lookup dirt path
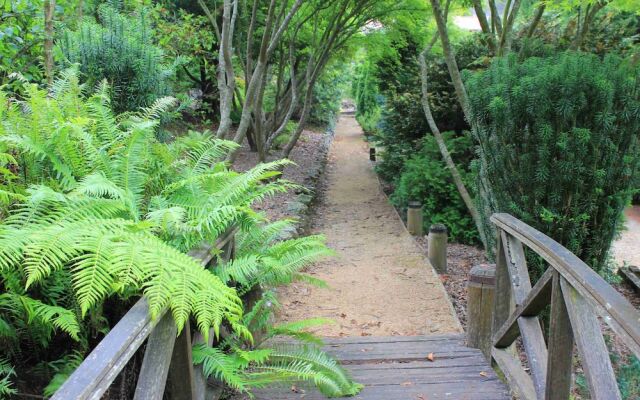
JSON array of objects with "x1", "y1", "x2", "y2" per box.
[
  {"x1": 612, "y1": 206, "x2": 640, "y2": 268},
  {"x1": 275, "y1": 115, "x2": 461, "y2": 337}
]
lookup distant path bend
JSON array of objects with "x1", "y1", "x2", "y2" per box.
[{"x1": 276, "y1": 114, "x2": 461, "y2": 336}]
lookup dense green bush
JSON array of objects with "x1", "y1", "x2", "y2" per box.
[
  {"x1": 390, "y1": 133, "x2": 479, "y2": 244},
  {"x1": 60, "y1": 5, "x2": 175, "y2": 113},
  {"x1": 466, "y1": 52, "x2": 640, "y2": 273},
  {"x1": 309, "y1": 64, "x2": 349, "y2": 127}
]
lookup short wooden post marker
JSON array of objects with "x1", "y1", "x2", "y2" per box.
[
  {"x1": 427, "y1": 223, "x2": 447, "y2": 273},
  {"x1": 407, "y1": 201, "x2": 423, "y2": 236},
  {"x1": 467, "y1": 263, "x2": 496, "y2": 359},
  {"x1": 369, "y1": 147, "x2": 376, "y2": 161}
]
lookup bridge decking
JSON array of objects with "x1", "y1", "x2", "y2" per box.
[{"x1": 253, "y1": 334, "x2": 511, "y2": 399}]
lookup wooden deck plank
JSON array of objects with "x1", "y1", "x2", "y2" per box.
[{"x1": 253, "y1": 334, "x2": 511, "y2": 399}]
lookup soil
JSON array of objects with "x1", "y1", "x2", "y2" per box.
[
  {"x1": 232, "y1": 127, "x2": 329, "y2": 222},
  {"x1": 274, "y1": 114, "x2": 461, "y2": 337},
  {"x1": 413, "y1": 238, "x2": 487, "y2": 330}
]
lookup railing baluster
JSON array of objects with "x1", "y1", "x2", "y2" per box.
[
  {"x1": 492, "y1": 229, "x2": 513, "y2": 340},
  {"x1": 168, "y1": 321, "x2": 197, "y2": 400},
  {"x1": 560, "y1": 278, "x2": 621, "y2": 400},
  {"x1": 544, "y1": 271, "x2": 573, "y2": 400},
  {"x1": 133, "y1": 311, "x2": 178, "y2": 399},
  {"x1": 500, "y1": 232, "x2": 548, "y2": 397}
]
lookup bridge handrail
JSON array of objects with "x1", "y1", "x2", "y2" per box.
[
  {"x1": 51, "y1": 227, "x2": 238, "y2": 400},
  {"x1": 490, "y1": 213, "x2": 640, "y2": 400}
]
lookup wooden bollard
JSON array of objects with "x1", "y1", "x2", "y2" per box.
[
  {"x1": 406, "y1": 201, "x2": 423, "y2": 236},
  {"x1": 467, "y1": 264, "x2": 496, "y2": 359},
  {"x1": 369, "y1": 147, "x2": 376, "y2": 161},
  {"x1": 427, "y1": 224, "x2": 447, "y2": 273}
]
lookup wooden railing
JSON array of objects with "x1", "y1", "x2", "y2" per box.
[
  {"x1": 490, "y1": 213, "x2": 640, "y2": 400},
  {"x1": 51, "y1": 227, "x2": 238, "y2": 400}
]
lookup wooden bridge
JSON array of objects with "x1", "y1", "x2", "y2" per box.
[{"x1": 51, "y1": 214, "x2": 640, "y2": 400}]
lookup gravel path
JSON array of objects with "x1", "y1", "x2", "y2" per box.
[
  {"x1": 275, "y1": 115, "x2": 462, "y2": 337},
  {"x1": 612, "y1": 206, "x2": 640, "y2": 269}
]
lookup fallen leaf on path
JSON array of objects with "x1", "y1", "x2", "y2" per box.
[
  {"x1": 479, "y1": 371, "x2": 488, "y2": 377},
  {"x1": 401, "y1": 381, "x2": 413, "y2": 386},
  {"x1": 427, "y1": 353, "x2": 435, "y2": 362}
]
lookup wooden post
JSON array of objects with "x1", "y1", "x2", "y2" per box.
[
  {"x1": 369, "y1": 147, "x2": 376, "y2": 161},
  {"x1": 428, "y1": 223, "x2": 447, "y2": 273},
  {"x1": 134, "y1": 312, "x2": 178, "y2": 400},
  {"x1": 467, "y1": 264, "x2": 496, "y2": 359},
  {"x1": 544, "y1": 272, "x2": 573, "y2": 400},
  {"x1": 407, "y1": 201, "x2": 423, "y2": 236},
  {"x1": 168, "y1": 322, "x2": 196, "y2": 400}
]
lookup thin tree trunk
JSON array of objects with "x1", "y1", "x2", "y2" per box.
[
  {"x1": 419, "y1": 50, "x2": 485, "y2": 248},
  {"x1": 497, "y1": 0, "x2": 522, "y2": 55},
  {"x1": 525, "y1": 3, "x2": 546, "y2": 38},
  {"x1": 266, "y1": 39, "x2": 300, "y2": 151},
  {"x1": 427, "y1": 0, "x2": 493, "y2": 249},
  {"x1": 215, "y1": 0, "x2": 238, "y2": 139},
  {"x1": 470, "y1": 0, "x2": 496, "y2": 53},
  {"x1": 429, "y1": 0, "x2": 471, "y2": 119},
  {"x1": 44, "y1": 0, "x2": 55, "y2": 86},
  {"x1": 488, "y1": 0, "x2": 502, "y2": 35},
  {"x1": 226, "y1": 0, "x2": 303, "y2": 163},
  {"x1": 571, "y1": 1, "x2": 605, "y2": 50},
  {"x1": 281, "y1": 77, "x2": 315, "y2": 158}
]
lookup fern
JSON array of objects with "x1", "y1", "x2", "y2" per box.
[
  {"x1": 42, "y1": 351, "x2": 85, "y2": 397},
  {"x1": 0, "y1": 359, "x2": 16, "y2": 397},
  {"x1": 0, "y1": 70, "x2": 354, "y2": 398}
]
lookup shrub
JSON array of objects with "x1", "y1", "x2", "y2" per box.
[
  {"x1": 271, "y1": 121, "x2": 296, "y2": 149},
  {"x1": 466, "y1": 52, "x2": 640, "y2": 274},
  {"x1": 390, "y1": 133, "x2": 479, "y2": 244},
  {"x1": 308, "y1": 66, "x2": 347, "y2": 127},
  {"x1": 59, "y1": 5, "x2": 175, "y2": 113}
]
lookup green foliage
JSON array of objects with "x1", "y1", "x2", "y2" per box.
[
  {"x1": 0, "y1": 0, "x2": 44, "y2": 89},
  {"x1": 466, "y1": 52, "x2": 640, "y2": 274},
  {"x1": 271, "y1": 121, "x2": 297, "y2": 150},
  {"x1": 309, "y1": 63, "x2": 350, "y2": 127},
  {"x1": 59, "y1": 5, "x2": 176, "y2": 113},
  {"x1": 194, "y1": 289, "x2": 361, "y2": 398},
  {"x1": 0, "y1": 359, "x2": 16, "y2": 397},
  {"x1": 616, "y1": 355, "x2": 640, "y2": 399},
  {"x1": 390, "y1": 133, "x2": 479, "y2": 244},
  {"x1": 0, "y1": 70, "x2": 357, "y2": 397}
]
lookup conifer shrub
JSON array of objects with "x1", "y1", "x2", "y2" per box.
[
  {"x1": 466, "y1": 52, "x2": 640, "y2": 274},
  {"x1": 59, "y1": 5, "x2": 175, "y2": 113}
]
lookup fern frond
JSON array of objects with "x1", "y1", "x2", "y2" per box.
[
  {"x1": 255, "y1": 344, "x2": 363, "y2": 397},
  {"x1": 18, "y1": 295, "x2": 81, "y2": 340},
  {"x1": 192, "y1": 344, "x2": 251, "y2": 392},
  {"x1": 267, "y1": 319, "x2": 334, "y2": 345},
  {"x1": 43, "y1": 351, "x2": 85, "y2": 397},
  {"x1": 0, "y1": 358, "x2": 16, "y2": 397}
]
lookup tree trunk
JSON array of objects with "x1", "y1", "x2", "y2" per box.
[
  {"x1": 44, "y1": 0, "x2": 55, "y2": 86},
  {"x1": 571, "y1": 1, "x2": 605, "y2": 50},
  {"x1": 429, "y1": 0, "x2": 472, "y2": 119},
  {"x1": 470, "y1": 0, "x2": 496, "y2": 53},
  {"x1": 266, "y1": 40, "x2": 300, "y2": 151},
  {"x1": 497, "y1": 0, "x2": 522, "y2": 55},
  {"x1": 215, "y1": 0, "x2": 238, "y2": 139},
  {"x1": 488, "y1": 0, "x2": 502, "y2": 35},
  {"x1": 281, "y1": 79, "x2": 314, "y2": 159},
  {"x1": 525, "y1": 4, "x2": 546, "y2": 38},
  {"x1": 419, "y1": 48, "x2": 487, "y2": 250}
]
